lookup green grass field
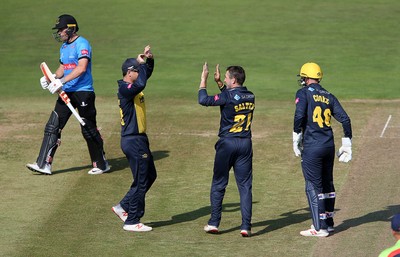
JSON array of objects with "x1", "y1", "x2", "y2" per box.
[{"x1": 1, "y1": 0, "x2": 400, "y2": 256}]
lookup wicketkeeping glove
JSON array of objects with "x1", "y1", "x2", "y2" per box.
[
  {"x1": 337, "y1": 137, "x2": 352, "y2": 163},
  {"x1": 292, "y1": 132, "x2": 303, "y2": 157},
  {"x1": 48, "y1": 79, "x2": 63, "y2": 94}
]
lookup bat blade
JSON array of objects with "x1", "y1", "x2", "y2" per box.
[{"x1": 40, "y1": 62, "x2": 56, "y2": 82}]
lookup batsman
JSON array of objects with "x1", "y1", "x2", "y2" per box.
[{"x1": 26, "y1": 14, "x2": 109, "y2": 175}]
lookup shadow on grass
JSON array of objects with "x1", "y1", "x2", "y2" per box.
[
  {"x1": 149, "y1": 203, "x2": 314, "y2": 237},
  {"x1": 335, "y1": 204, "x2": 400, "y2": 234},
  {"x1": 45, "y1": 150, "x2": 169, "y2": 175},
  {"x1": 149, "y1": 202, "x2": 245, "y2": 228},
  {"x1": 221, "y1": 207, "x2": 311, "y2": 237}
]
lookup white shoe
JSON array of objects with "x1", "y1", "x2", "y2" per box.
[
  {"x1": 240, "y1": 230, "x2": 251, "y2": 237},
  {"x1": 112, "y1": 204, "x2": 128, "y2": 222},
  {"x1": 123, "y1": 223, "x2": 152, "y2": 232},
  {"x1": 311, "y1": 224, "x2": 334, "y2": 232},
  {"x1": 26, "y1": 163, "x2": 52, "y2": 175},
  {"x1": 300, "y1": 227, "x2": 329, "y2": 237},
  {"x1": 204, "y1": 225, "x2": 219, "y2": 234},
  {"x1": 88, "y1": 163, "x2": 111, "y2": 175}
]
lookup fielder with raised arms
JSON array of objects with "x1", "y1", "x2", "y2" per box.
[
  {"x1": 26, "y1": 14, "x2": 109, "y2": 175},
  {"x1": 293, "y1": 62, "x2": 352, "y2": 237},
  {"x1": 111, "y1": 46, "x2": 156, "y2": 232}
]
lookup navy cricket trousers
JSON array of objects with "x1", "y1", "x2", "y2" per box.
[
  {"x1": 208, "y1": 137, "x2": 253, "y2": 230},
  {"x1": 301, "y1": 146, "x2": 335, "y2": 229},
  {"x1": 120, "y1": 135, "x2": 157, "y2": 225}
]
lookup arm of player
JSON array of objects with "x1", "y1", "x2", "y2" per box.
[
  {"x1": 214, "y1": 64, "x2": 225, "y2": 91},
  {"x1": 199, "y1": 62, "x2": 208, "y2": 89}
]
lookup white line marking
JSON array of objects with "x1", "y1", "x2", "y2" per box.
[{"x1": 380, "y1": 115, "x2": 392, "y2": 138}]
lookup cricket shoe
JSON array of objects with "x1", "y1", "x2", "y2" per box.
[
  {"x1": 26, "y1": 163, "x2": 52, "y2": 175},
  {"x1": 88, "y1": 162, "x2": 111, "y2": 175},
  {"x1": 204, "y1": 225, "x2": 219, "y2": 234},
  {"x1": 112, "y1": 204, "x2": 128, "y2": 222},
  {"x1": 311, "y1": 224, "x2": 334, "y2": 233},
  {"x1": 240, "y1": 230, "x2": 251, "y2": 237},
  {"x1": 300, "y1": 227, "x2": 329, "y2": 237},
  {"x1": 123, "y1": 223, "x2": 152, "y2": 232}
]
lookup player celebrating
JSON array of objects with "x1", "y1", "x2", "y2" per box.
[
  {"x1": 199, "y1": 63, "x2": 255, "y2": 237},
  {"x1": 292, "y1": 62, "x2": 352, "y2": 237},
  {"x1": 111, "y1": 46, "x2": 156, "y2": 232},
  {"x1": 26, "y1": 14, "x2": 109, "y2": 175}
]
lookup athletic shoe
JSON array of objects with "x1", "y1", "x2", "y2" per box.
[
  {"x1": 112, "y1": 204, "x2": 128, "y2": 222},
  {"x1": 26, "y1": 163, "x2": 52, "y2": 175},
  {"x1": 240, "y1": 230, "x2": 251, "y2": 237},
  {"x1": 300, "y1": 227, "x2": 329, "y2": 237},
  {"x1": 123, "y1": 223, "x2": 152, "y2": 232},
  {"x1": 204, "y1": 225, "x2": 219, "y2": 234},
  {"x1": 88, "y1": 162, "x2": 111, "y2": 175},
  {"x1": 311, "y1": 224, "x2": 334, "y2": 233}
]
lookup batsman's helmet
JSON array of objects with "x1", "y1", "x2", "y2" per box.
[
  {"x1": 299, "y1": 62, "x2": 323, "y2": 80},
  {"x1": 52, "y1": 14, "x2": 79, "y2": 32}
]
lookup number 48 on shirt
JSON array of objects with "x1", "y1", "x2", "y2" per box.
[{"x1": 313, "y1": 106, "x2": 332, "y2": 128}]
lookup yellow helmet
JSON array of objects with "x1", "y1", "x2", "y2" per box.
[{"x1": 299, "y1": 62, "x2": 323, "y2": 80}]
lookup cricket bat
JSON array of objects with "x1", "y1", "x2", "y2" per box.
[{"x1": 40, "y1": 62, "x2": 86, "y2": 126}]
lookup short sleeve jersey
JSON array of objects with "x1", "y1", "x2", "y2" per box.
[
  {"x1": 59, "y1": 36, "x2": 93, "y2": 92},
  {"x1": 293, "y1": 83, "x2": 352, "y2": 147},
  {"x1": 379, "y1": 240, "x2": 400, "y2": 257},
  {"x1": 198, "y1": 86, "x2": 255, "y2": 138}
]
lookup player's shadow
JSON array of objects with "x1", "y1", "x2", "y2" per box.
[
  {"x1": 333, "y1": 204, "x2": 400, "y2": 234},
  {"x1": 148, "y1": 202, "x2": 246, "y2": 228},
  {"x1": 218, "y1": 207, "x2": 311, "y2": 236},
  {"x1": 45, "y1": 150, "x2": 169, "y2": 175}
]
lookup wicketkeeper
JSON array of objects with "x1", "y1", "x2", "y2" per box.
[
  {"x1": 26, "y1": 14, "x2": 109, "y2": 175},
  {"x1": 293, "y1": 62, "x2": 352, "y2": 237}
]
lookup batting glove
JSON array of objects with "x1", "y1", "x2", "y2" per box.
[
  {"x1": 48, "y1": 79, "x2": 63, "y2": 94},
  {"x1": 292, "y1": 132, "x2": 303, "y2": 157},
  {"x1": 40, "y1": 76, "x2": 50, "y2": 89},
  {"x1": 337, "y1": 137, "x2": 352, "y2": 163}
]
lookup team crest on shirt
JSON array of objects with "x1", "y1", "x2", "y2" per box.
[
  {"x1": 234, "y1": 94, "x2": 240, "y2": 101},
  {"x1": 214, "y1": 95, "x2": 220, "y2": 101}
]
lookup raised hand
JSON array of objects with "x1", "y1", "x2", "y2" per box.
[{"x1": 144, "y1": 45, "x2": 153, "y2": 59}]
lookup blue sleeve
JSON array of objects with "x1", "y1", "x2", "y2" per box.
[
  {"x1": 331, "y1": 97, "x2": 352, "y2": 138},
  {"x1": 76, "y1": 38, "x2": 91, "y2": 60},
  {"x1": 293, "y1": 89, "x2": 307, "y2": 133},
  {"x1": 119, "y1": 64, "x2": 149, "y2": 98},
  {"x1": 198, "y1": 89, "x2": 228, "y2": 106}
]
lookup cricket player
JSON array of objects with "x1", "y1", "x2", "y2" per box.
[
  {"x1": 111, "y1": 46, "x2": 156, "y2": 232},
  {"x1": 199, "y1": 63, "x2": 255, "y2": 237},
  {"x1": 26, "y1": 14, "x2": 109, "y2": 175},
  {"x1": 292, "y1": 62, "x2": 352, "y2": 237}
]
